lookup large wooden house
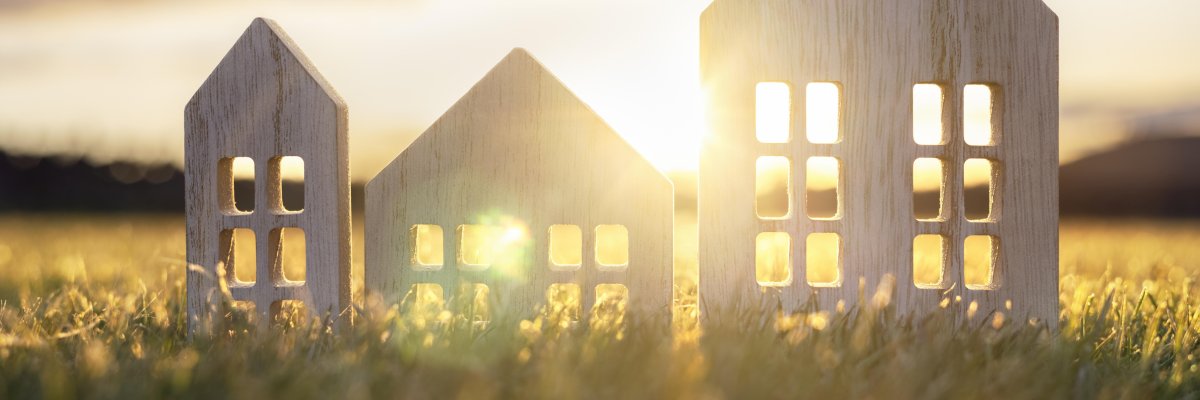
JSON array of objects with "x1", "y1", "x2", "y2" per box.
[{"x1": 697, "y1": 0, "x2": 1059, "y2": 325}]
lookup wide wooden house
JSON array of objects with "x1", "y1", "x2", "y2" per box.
[
  {"x1": 364, "y1": 49, "x2": 674, "y2": 315},
  {"x1": 697, "y1": 0, "x2": 1059, "y2": 325}
]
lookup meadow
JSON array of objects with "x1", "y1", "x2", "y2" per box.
[{"x1": 1, "y1": 214, "x2": 1199, "y2": 399}]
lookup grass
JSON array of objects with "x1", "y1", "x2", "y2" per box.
[{"x1": 1, "y1": 214, "x2": 1200, "y2": 399}]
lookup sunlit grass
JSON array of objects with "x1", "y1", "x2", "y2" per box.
[{"x1": 2, "y1": 215, "x2": 1200, "y2": 398}]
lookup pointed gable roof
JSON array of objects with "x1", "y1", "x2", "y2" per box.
[
  {"x1": 186, "y1": 17, "x2": 345, "y2": 130},
  {"x1": 379, "y1": 48, "x2": 660, "y2": 182}
]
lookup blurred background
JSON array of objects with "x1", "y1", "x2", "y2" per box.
[{"x1": 0, "y1": 0, "x2": 1197, "y2": 216}]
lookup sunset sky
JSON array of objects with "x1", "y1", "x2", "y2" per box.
[{"x1": 0, "y1": 0, "x2": 1198, "y2": 180}]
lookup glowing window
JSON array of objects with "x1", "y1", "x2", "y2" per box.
[
  {"x1": 913, "y1": 234, "x2": 946, "y2": 288},
  {"x1": 964, "y1": 159, "x2": 997, "y2": 221},
  {"x1": 457, "y1": 225, "x2": 495, "y2": 270},
  {"x1": 806, "y1": 233, "x2": 841, "y2": 287},
  {"x1": 755, "y1": 82, "x2": 791, "y2": 143},
  {"x1": 806, "y1": 157, "x2": 840, "y2": 219},
  {"x1": 755, "y1": 232, "x2": 792, "y2": 287},
  {"x1": 271, "y1": 156, "x2": 304, "y2": 213},
  {"x1": 548, "y1": 225, "x2": 582, "y2": 270},
  {"x1": 546, "y1": 283, "x2": 582, "y2": 322},
  {"x1": 269, "y1": 227, "x2": 305, "y2": 285},
  {"x1": 964, "y1": 235, "x2": 998, "y2": 290},
  {"x1": 755, "y1": 156, "x2": 791, "y2": 219},
  {"x1": 269, "y1": 300, "x2": 308, "y2": 325},
  {"x1": 913, "y1": 158, "x2": 945, "y2": 221},
  {"x1": 595, "y1": 225, "x2": 629, "y2": 270},
  {"x1": 219, "y1": 228, "x2": 256, "y2": 287},
  {"x1": 410, "y1": 225, "x2": 444, "y2": 270},
  {"x1": 219, "y1": 157, "x2": 255, "y2": 214},
  {"x1": 913, "y1": 84, "x2": 945, "y2": 145},
  {"x1": 806, "y1": 82, "x2": 840, "y2": 144},
  {"x1": 964, "y1": 84, "x2": 995, "y2": 146}
]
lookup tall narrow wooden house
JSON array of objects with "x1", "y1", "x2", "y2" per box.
[
  {"x1": 185, "y1": 18, "x2": 351, "y2": 328},
  {"x1": 698, "y1": 0, "x2": 1059, "y2": 325}
]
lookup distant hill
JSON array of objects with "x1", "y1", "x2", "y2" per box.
[
  {"x1": 0, "y1": 154, "x2": 184, "y2": 212},
  {"x1": 0, "y1": 137, "x2": 1197, "y2": 217},
  {"x1": 1060, "y1": 136, "x2": 1200, "y2": 217},
  {"x1": 0, "y1": 152, "x2": 366, "y2": 213}
]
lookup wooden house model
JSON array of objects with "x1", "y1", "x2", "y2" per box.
[
  {"x1": 184, "y1": 18, "x2": 351, "y2": 328},
  {"x1": 697, "y1": 0, "x2": 1059, "y2": 325},
  {"x1": 364, "y1": 49, "x2": 673, "y2": 316}
]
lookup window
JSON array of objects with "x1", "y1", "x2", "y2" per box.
[
  {"x1": 913, "y1": 234, "x2": 946, "y2": 288},
  {"x1": 964, "y1": 159, "x2": 996, "y2": 221},
  {"x1": 410, "y1": 224, "x2": 444, "y2": 270},
  {"x1": 457, "y1": 225, "x2": 495, "y2": 270},
  {"x1": 913, "y1": 158, "x2": 945, "y2": 221},
  {"x1": 548, "y1": 225, "x2": 582, "y2": 270},
  {"x1": 219, "y1": 157, "x2": 255, "y2": 214},
  {"x1": 405, "y1": 283, "x2": 445, "y2": 313},
  {"x1": 806, "y1": 82, "x2": 840, "y2": 144},
  {"x1": 269, "y1": 227, "x2": 305, "y2": 286},
  {"x1": 270, "y1": 156, "x2": 304, "y2": 213},
  {"x1": 593, "y1": 284, "x2": 629, "y2": 323},
  {"x1": 964, "y1": 84, "x2": 995, "y2": 146},
  {"x1": 756, "y1": 82, "x2": 791, "y2": 143},
  {"x1": 964, "y1": 235, "x2": 998, "y2": 290},
  {"x1": 269, "y1": 300, "x2": 307, "y2": 325},
  {"x1": 220, "y1": 228, "x2": 256, "y2": 287},
  {"x1": 594, "y1": 225, "x2": 629, "y2": 270},
  {"x1": 546, "y1": 283, "x2": 582, "y2": 321},
  {"x1": 755, "y1": 156, "x2": 791, "y2": 219},
  {"x1": 806, "y1": 233, "x2": 841, "y2": 287},
  {"x1": 806, "y1": 157, "x2": 840, "y2": 219},
  {"x1": 912, "y1": 84, "x2": 945, "y2": 145},
  {"x1": 755, "y1": 232, "x2": 792, "y2": 287}
]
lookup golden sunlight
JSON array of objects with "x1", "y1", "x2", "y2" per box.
[
  {"x1": 755, "y1": 156, "x2": 791, "y2": 219},
  {"x1": 755, "y1": 232, "x2": 792, "y2": 286},
  {"x1": 913, "y1": 234, "x2": 945, "y2": 288},
  {"x1": 806, "y1": 157, "x2": 840, "y2": 219},
  {"x1": 411, "y1": 224, "x2": 445, "y2": 269},
  {"x1": 964, "y1": 84, "x2": 994, "y2": 146},
  {"x1": 913, "y1": 84, "x2": 944, "y2": 145},
  {"x1": 548, "y1": 225, "x2": 583, "y2": 269},
  {"x1": 805, "y1": 83, "x2": 840, "y2": 144},
  {"x1": 756, "y1": 82, "x2": 791, "y2": 143},
  {"x1": 964, "y1": 235, "x2": 996, "y2": 289},
  {"x1": 806, "y1": 233, "x2": 840, "y2": 286},
  {"x1": 595, "y1": 225, "x2": 630, "y2": 269}
]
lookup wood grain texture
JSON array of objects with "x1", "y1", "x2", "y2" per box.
[
  {"x1": 365, "y1": 49, "x2": 674, "y2": 316},
  {"x1": 185, "y1": 18, "x2": 351, "y2": 330},
  {"x1": 698, "y1": 0, "x2": 1059, "y2": 327}
]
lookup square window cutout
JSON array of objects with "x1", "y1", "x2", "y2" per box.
[
  {"x1": 271, "y1": 156, "x2": 304, "y2": 213},
  {"x1": 457, "y1": 225, "x2": 495, "y2": 270},
  {"x1": 219, "y1": 157, "x2": 255, "y2": 214},
  {"x1": 755, "y1": 232, "x2": 792, "y2": 287},
  {"x1": 806, "y1": 233, "x2": 841, "y2": 287},
  {"x1": 756, "y1": 82, "x2": 791, "y2": 143},
  {"x1": 964, "y1": 235, "x2": 999, "y2": 290},
  {"x1": 410, "y1": 225, "x2": 444, "y2": 270},
  {"x1": 595, "y1": 225, "x2": 629, "y2": 270},
  {"x1": 806, "y1": 82, "x2": 841, "y2": 144},
  {"x1": 755, "y1": 156, "x2": 791, "y2": 219},
  {"x1": 913, "y1": 234, "x2": 947, "y2": 288},
  {"x1": 548, "y1": 225, "x2": 582, "y2": 270},
  {"x1": 546, "y1": 283, "x2": 582, "y2": 322},
  {"x1": 219, "y1": 228, "x2": 256, "y2": 287},
  {"x1": 269, "y1": 227, "x2": 305, "y2": 286}
]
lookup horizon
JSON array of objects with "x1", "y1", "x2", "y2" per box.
[{"x1": 1, "y1": 0, "x2": 1199, "y2": 180}]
